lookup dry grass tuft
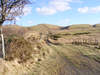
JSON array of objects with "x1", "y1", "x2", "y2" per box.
[{"x1": 5, "y1": 35, "x2": 33, "y2": 63}]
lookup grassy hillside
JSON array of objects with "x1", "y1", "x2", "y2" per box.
[
  {"x1": 0, "y1": 24, "x2": 100, "y2": 75},
  {"x1": 93, "y1": 24, "x2": 100, "y2": 28},
  {"x1": 29, "y1": 24, "x2": 61, "y2": 34},
  {"x1": 61, "y1": 24, "x2": 91, "y2": 30}
]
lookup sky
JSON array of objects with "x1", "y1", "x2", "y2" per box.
[{"x1": 10, "y1": 0, "x2": 100, "y2": 26}]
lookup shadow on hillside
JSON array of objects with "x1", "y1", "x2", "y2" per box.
[{"x1": 60, "y1": 26, "x2": 70, "y2": 30}]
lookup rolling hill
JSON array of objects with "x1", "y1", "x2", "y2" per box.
[{"x1": 0, "y1": 24, "x2": 100, "y2": 75}]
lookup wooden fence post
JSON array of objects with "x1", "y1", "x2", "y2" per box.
[{"x1": 1, "y1": 28, "x2": 5, "y2": 59}]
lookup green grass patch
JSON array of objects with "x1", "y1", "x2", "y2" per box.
[{"x1": 73, "y1": 32, "x2": 90, "y2": 35}]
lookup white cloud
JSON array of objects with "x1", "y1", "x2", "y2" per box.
[
  {"x1": 90, "y1": 6, "x2": 100, "y2": 13},
  {"x1": 78, "y1": 6, "x2": 100, "y2": 14},
  {"x1": 15, "y1": 17, "x2": 21, "y2": 21},
  {"x1": 78, "y1": 7, "x2": 88, "y2": 13},
  {"x1": 50, "y1": 0, "x2": 71, "y2": 12},
  {"x1": 72, "y1": 0, "x2": 83, "y2": 3},
  {"x1": 36, "y1": 7, "x2": 56, "y2": 15},
  {"x1": 36, "y1": 0, "x2": 72, "y2": 15},
  {"x1": 23, "y1": 6, "x2": 32, "y2": 16}
]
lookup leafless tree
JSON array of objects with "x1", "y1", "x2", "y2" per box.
[
  {"x1": 0, "y1": 0, "x2": 31, "y2": 59},
  {"x1": 0, "y1": 0, "x2": 31, "y2": 27}
]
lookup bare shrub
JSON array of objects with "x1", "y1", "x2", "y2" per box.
[{"x1": 5, "y1": 36, "x2": 33, "y2": 63}]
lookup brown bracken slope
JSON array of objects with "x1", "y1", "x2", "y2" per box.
[{"x1": 0, "y1": 24, "x2": 100, "y2": 75}]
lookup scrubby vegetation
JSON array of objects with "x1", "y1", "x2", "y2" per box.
[
  {"x1": 5, "y1": 35, "x2": 33, "y2": 63},
  {"x1": 50, "y1": 34, "x2": 61, "y2": 40},
  {"x1": 73, "y1": 32, "x2": 90, "y2": 35}
]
